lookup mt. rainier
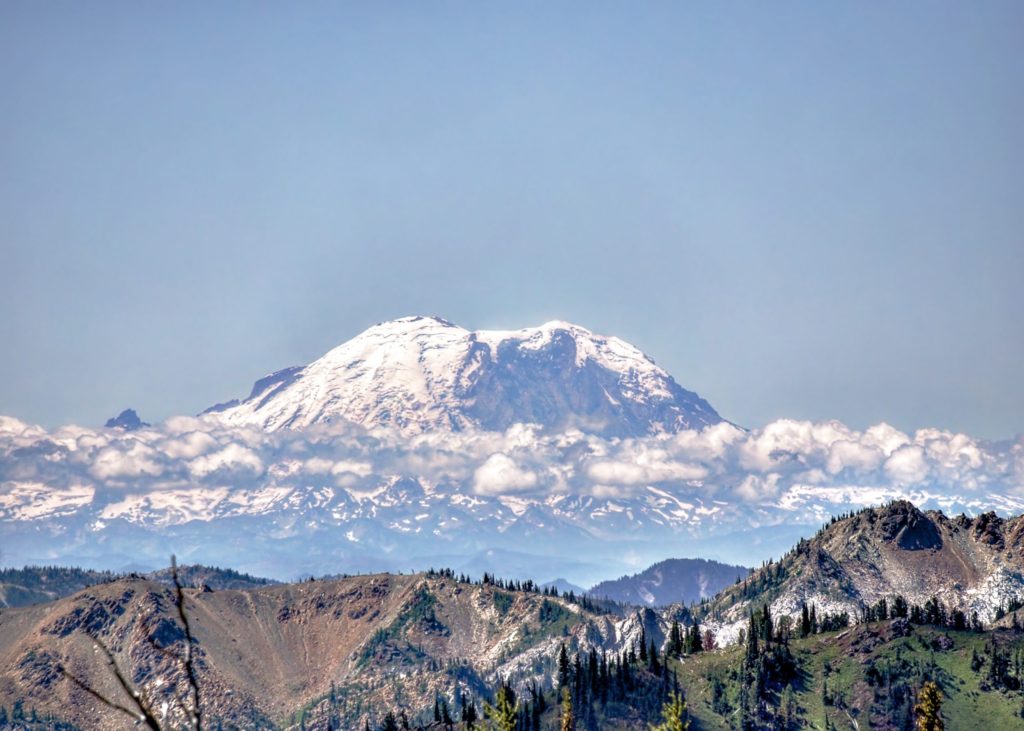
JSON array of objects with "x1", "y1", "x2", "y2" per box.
[
  {"x1": 203, "y1": 316, "x2": 722, "y2": 437},
  {"x1": 4, "y1": 316, "x2": 1022, "y2": 585}
]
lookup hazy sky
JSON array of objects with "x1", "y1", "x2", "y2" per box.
[{"x1": 1, "y1": 2, "x2": 1021, "y2": 438}]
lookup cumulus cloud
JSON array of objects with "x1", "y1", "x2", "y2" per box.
[
  {"x1": 473, "y1": 453, "x2": 538, "y2": 495},
  {"x1": 90, "y1": 441, "x2": 164, "y2": 480},
  {"x1": 188, "y1": 443, "x2": 264, "y2": 479},
  {"x1": 735, "y1": 473, "x2": 782, "y2": 502},
  {"x1": 585, "y1": 458, "x2": 706, "y2": 486},
  {"x1": 330, "y1": 460, "x2": 372, "y2": 477},
  {"x1": 303, "y1": 457, "x2": 334, "y2": 474},
  {"x1": 884, "y1": 445, "x2": 930, "y2": 485},
  {"x1": 0, "y1": 415, "x2": 1021, "y2": 523},
  {"x1": 161, "y1": 431, "x2": 217, "y2": 459},
  {"x1": 826, "y1": 440, "x2": 884, "y2": 475}
]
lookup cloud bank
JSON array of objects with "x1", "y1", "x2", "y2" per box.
[{"x1": 0, "y1": 415, "x2": 1021, "y2": 524}]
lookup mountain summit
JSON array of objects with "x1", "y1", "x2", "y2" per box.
[{"x1": 203, "y1": 316, "x2": 722, "y2": 436}]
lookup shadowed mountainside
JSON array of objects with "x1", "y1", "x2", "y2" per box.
[{"x1": 589, "y1": 558, "x2": 751, "y2": 607}]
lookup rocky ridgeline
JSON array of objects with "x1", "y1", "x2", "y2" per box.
[
  {"x1": 0, "y1": 572, "x2": 678, "y2": 729},
  {"x1": 698, "y1": 500, "x2": 1024, "y2": 644}
]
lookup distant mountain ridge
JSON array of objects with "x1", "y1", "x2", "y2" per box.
[
  {"x1": 590, "y1": 558, "x2": 751, "y2": 606},
  {"x1": 0, "y1": 564, "x2": 274, "y2": 608},
  {"x1": 0, "y1": 566, "x2": 116, "y2": 608},
  {"x1": 203, "y1": 316, "x2": 723, "y2": 437}
]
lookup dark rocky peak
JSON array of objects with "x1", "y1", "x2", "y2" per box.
[
  {"x1": 972, "y1": 512, "x2": 1006, "y2": 549},
  {"x1": 874, "y1": 500, "x2": 942, "y2": 551},
  {"x1": 104, "y1": 408, "x2": 149, "y2": 431},
  {"x1": 952, "y1": 513, "x2": 973, "y2": 531}
]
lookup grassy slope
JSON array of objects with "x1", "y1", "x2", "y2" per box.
[{"x1": 673, "y1": 623, "x2": 1024, "y2": 730}]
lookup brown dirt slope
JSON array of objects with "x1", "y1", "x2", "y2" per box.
[{"x1": 0, "y1": 573, "x2": 621, "y2": 729}]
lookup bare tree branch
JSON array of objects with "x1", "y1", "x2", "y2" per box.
[
  {"x1": 59, "y1": 637, "x2": 162, "y2": 730},
  {"x1": 55, "y1": 555, "x2": 208, "y2": 730},
  {"x1": 59, "y1": 666, "x2": 151, "y2": 726},
  {"x1": 172, "y1": 554, "x2": 203, "y2": 730}
]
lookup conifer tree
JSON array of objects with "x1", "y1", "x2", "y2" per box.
[
  {"x1": 650, "y1": 690, "x2": 689, "y2": 731},
  {"x1": 703, "y1": 628, "x2": 716, "y2": 651},
  {"x1": 463, "y1": 700, "x2": 478, "y2": 729},
  {"x1": 668, "y1": 620, "x2": 683, "y2": 657},
  {"x1": 914, "y1": 681, "x2": 944, "y2": 731},
  {"x1": 649, "y1": 638, "x2": 661, "y2": 674},
  {"x1": 560, "y1": 686, "x2": 575, "y2": 731},
  {"x1": 745, "y1": 612, "x2": 759, "y2": 663},
  {"x1": 557, "y1": 643, "x2": 571, "y2": 692},
  {"x1": 485, "y1": 683, "x2": 518, "y2": 731}
]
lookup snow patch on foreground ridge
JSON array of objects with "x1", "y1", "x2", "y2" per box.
[{"x1": 699, "y1": 501, "x2": 1024, "y2": 645}]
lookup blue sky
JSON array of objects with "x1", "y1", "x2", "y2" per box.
[{"x1": 1, "y1": 2, "x2": 1021, "y2": 438}]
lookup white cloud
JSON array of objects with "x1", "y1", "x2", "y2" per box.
[
  {"x1": 586, "y1": 458, "x2": 706, "y2": 486},
  {"x1": 330, "y1": 460, "x2": 372, "y2": 477},
  {"x1": 736, "y1": 473, "x2": 782, "y2": 501},
  {"x1": 161, "y1": 431, "x2": 217, "y2": 459},
  {"x1": 90, "y1": 442, "x2": 163, "y2": 479},
  {"x1": 862, "y1": 423, "x2": 910, "y2": 456},
  {"x1": 0, "y1": 415, "x2": 1021, "y2": 518},
  {"x1": 188, "y1": 444, "x2": 264, "y2": 479},
  {"x1": 303, "y1": 457, "x2": 334, "y2": 474},
  {"x1": 884, "y1": 445, "x2": 930, "y2": 485},
  {"x1": 826, "y1": 439, "x2": 884, "y2": 475},
  {"x1": 671, "y1": 422, "x2": 745, "y2": 461},
  {"x1": 473, "y1": 453, "x2": 538, "y2": 495}
]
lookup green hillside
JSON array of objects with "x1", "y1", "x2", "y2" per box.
[{"x1": 670, "y1": 623, "x2": 1024, "y2": 730}]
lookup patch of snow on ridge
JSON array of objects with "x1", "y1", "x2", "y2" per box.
[{"x1": 0, "y1": 482, "x2": 94, "y2": 520}]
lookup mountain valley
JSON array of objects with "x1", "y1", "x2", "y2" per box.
[{"x1": 4, "y1": 504, "x2": 1024, "y2": 728}]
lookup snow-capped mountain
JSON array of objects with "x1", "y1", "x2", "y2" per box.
[
  {"x1": 202, "y1": 316, "x2": 722, "y2": 437},
  {"x1": 2, "y1": 316, "x2": 1022, "y2": 588}
]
